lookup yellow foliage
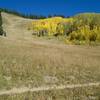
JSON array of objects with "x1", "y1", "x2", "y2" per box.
[
  {"x1": 70, "y1": 25, "x2": 100, "y2": 42},
  {"x1": 31, "y1": 17, "x2": 74, "y2": 36}
]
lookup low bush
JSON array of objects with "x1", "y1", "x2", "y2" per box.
[{"x1": 0, "y1": 11, "x2": 6, "y2": 36}]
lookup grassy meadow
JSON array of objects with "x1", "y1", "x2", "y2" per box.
[
  {"x1": 0, "y1": 37, "x2": 100, "y2": 99},
  {"x1": 0, "y1": 12, "x2": 100, "y2": 99}
]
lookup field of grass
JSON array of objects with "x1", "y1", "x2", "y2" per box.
[
  {"x1": 0, "y1": 37, "x2": 100, "y2": 99},
  {"x1": 0, "y1": 12, "x2": 100, "y2": 99},
  {"x1": 0, "y1": 86, "x2": 100, "y2": 100}
]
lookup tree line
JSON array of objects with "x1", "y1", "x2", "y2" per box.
[{"x1": 0, "y1": 8, "x2": 66, "y2": 19}]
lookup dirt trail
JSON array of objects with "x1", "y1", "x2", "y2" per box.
[{"x1": 0, "y1": 82, "x2": 100, "y2": 96}]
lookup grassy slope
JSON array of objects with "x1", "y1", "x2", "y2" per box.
[
  {"x1": 1, "y1": 12, "x2": 33, "y2": 39},
  {"x1": 0, "y1": 12, "x2": 100, "y2": 99}
]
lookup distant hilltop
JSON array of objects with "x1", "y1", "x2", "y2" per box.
[
  {"x1": 1, "y1": 8, "x2": 99, "y2": 20},
  {"x1": 0, "y1": 8, "x2": 66, "y2": 19},
  {"x1": 0, "y1": 8, "x2": 100, "y2": 44}
]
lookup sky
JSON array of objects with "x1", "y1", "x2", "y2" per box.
[{"x1": 0, "y1": 0, "x2": 100, "y2": 16}]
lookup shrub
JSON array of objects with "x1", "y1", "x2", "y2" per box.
[
  {"x1": 69, "y1": 26, "x2": 100, "y2": 42},
  {"x1": 0, "y1": 26, "x2": 4, "y2": 35},
  {"x1": 0, "y1": 12, "x2": 3, "y2": 35},
  {"x1": 89, "y1": 31, "x2": 97, "y2": 41},
  {"x1": 31, "y1": 17, "x2": 74, "y2": 36},
  {"x1": 0, "y1": 12, "x2": 6, "y2": 36},
  {"x1": 30, "y1": 13, "x2": 100, "y2": 44}
]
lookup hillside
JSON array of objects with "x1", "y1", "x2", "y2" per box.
[
  {"x1": 0, "y1": 12, "x2": 100, "y2": 99},
  {"x1": 1, "y1": 11, "x2": 100, "y2": 44},
  {"x1": 28, "y1": 12, "x2": 100, "y2": 44},
  {"x1": 1, "y1": 12, "x2": 33, "y2": 39}
]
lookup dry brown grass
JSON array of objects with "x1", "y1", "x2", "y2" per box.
[
  {"x1": 0, "y1": 12, "x2": 100, "y2": 99},
  {"x1": 0, "y1": 37, "x2": 100, "y2": 89}
]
